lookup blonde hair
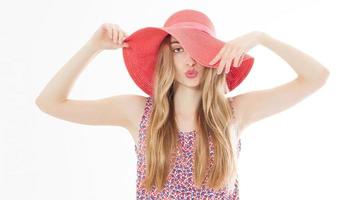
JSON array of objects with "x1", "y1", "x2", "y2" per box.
[{"x1": 142, "y1": 34, "x2": 239, "y2": 192}]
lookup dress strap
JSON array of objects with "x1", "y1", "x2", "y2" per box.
[
  {"x1": 228, "y1": 97, "x2": 239, "y2": 136},
  {"x1": 228, "y1": 97, "x2": 242, "y2": 154},
  {"x1": 135, "y1": 96, "x2": 153, "y2": 154},
  {"x1": 139, "y1": 96, "x2": 153, "y2": 129},
  {"x1": 228, "y1": 96, "x2": 237, "y2": 121}
]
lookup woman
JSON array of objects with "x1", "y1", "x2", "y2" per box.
[{"x1": 35, "y1": 9, "x2": 329, "y2": 199}]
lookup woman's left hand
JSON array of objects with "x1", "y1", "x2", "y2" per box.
[{"x1": 209, "y1": 31, "x2": 264, "y2": 75}]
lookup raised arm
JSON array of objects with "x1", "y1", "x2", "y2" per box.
[
  {"x1": 231, "y1": 32, "x2": 330, "y2": 133},
  {"x1": 35, "y1": 23, "x2": 144, "y2": 131}
]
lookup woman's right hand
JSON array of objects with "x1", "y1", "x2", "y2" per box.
[{"x1": 87, "y1": 23, "x2": 129, "y2": 51}]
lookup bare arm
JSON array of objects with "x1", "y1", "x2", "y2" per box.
[
  {"x1": 259, "y1": 33, "x2": 330, "y2": 82},
  {"x1": 35, "y1": 39, "x2": 101, "y2": 104},
  {"x1": 233, "y1": 32, "x2": 330, "y2": 133},
  {"x1": 35, "y1": 23, "x2": 141, "y2": 129}
]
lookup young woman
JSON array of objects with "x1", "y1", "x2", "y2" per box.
[{"x1": 35, "y1": 9, "x2": 329, "y2": 199}]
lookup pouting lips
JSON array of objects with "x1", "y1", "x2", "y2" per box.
[
  {"x1": 185, "y1": 70, "x2": 198, "y2": 78},
  {"x1": 185, "y1": 69, "x2": 198, "y2": 75}
]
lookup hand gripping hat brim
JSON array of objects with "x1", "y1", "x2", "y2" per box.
[{"x1": 122, "y1": 9, "x2": 255, "y2": 96}]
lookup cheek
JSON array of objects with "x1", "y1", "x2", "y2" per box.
[
  {"x1": 174, "y1": 66, "x2": 184, "y2": 79},
  {"x1": 173, "y1": 56, "x2": 185, "y2": 72},
  {"x1": 173, "y1": 54, "x2": 183, "y2": 65}
]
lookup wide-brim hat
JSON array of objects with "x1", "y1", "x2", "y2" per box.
[{"x1": 122, "y1": 9, "x2": 254, "y2": 96}]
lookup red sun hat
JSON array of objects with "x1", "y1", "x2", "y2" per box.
[{"x1": 122, "y1": 9, "x2": 255, "y2": 96}]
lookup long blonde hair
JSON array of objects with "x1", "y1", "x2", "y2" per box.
[{"x1": 142, "y1": 34, "x2": 239, "y2": 192}]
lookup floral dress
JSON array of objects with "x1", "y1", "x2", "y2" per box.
[{"x1": 134, "y1": 96, "x2": 242, "y2": 199}]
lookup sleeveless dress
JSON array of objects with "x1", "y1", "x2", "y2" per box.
[{"x1": 134, "y1": 96, "x2": 242, "y2": 199}]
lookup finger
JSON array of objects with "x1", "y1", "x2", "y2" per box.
[
  {"x1": 224, "y1": 57, "x2": 233, "y2": 74},
  {"x1": 217, "y1": 65, "x2": 225, "y2": 75},
  {"x1": 104, "y1": 24, "x2": 112, "y2": 40},
  {"x1": 215, "y1": 63, "x2": 221, "y2": 74},
  {"x1": 217, "y1": 48, "x2": 235, "y2": 74},
  {"x1": 122, "y1": 30, "x2": 129, "y2": 38},
  {"x1": 112, "y1": 24, "x2": 118, "y2": 43},
  {"x1": 209, "y1": 53, "x2": 221, "y2": 66},
  {"x1": 234, "y1": 53, "x2": 244, "y2": 68},
  {"x1": 116, "y1": 25, "x2": 125, "y2": 36},
  {"x1": 232, "y1": 48, "x2": 244, "y2": 67},
  {"x1": 234, "y1": 49, "x2": 245, "y2": 67},
  {"x1": 218, "y1": 56, "x2": 230, "y2": 75},
  {"x1": 215, "y1": 59, "x2": 223, "y2": 74},
  {"x1": 233, "y1": 55, "x2": 240, "y2": 68},
  {"x1": 236, "y1": 56, "x2": 243, "y2": 67},
  {"x1": 118, "y1": 30, "x2": 124, "y2": 45},
  {"x1": 220, "y1": 48, "x2": 235, "y2": 74},
  {"x1": 217, "y1": 57, "x2": 226, "y2": 74},
  {"x1": 110, "y1": 24, "x2": 115, "y2": 42},
  {"x1": 221, "y1": 62, "x2": 228, "y2": 74},
  {"x1": 226, "y1": 62, "x2": 231, "y2": 74},
  {"x1": 121, "y1": 28, "x2": 128, "y2": 36},
  {"x1": 114, "y1": 24, "x2": 123, "y2": 45},
  {"x1": 238, "y1": 52, "x2": 246, "y2": 66},
  {"x1": 209, "y1": 46, "x2": 225, "y2": 65}
]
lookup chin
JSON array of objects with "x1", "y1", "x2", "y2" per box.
[
  {"x1": 175, "y1": 79, "x2": 200, "y2": 88},
  {"x1": 183, "y1": 80, "x2": 201, "y2": 88}
]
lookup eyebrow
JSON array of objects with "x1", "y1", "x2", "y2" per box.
[{"x1": 170, "y1": 40, "x2": 180, "y2": 45}]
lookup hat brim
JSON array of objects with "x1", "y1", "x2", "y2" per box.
[{"x1": 122, "y1": 27, "x2": 254, "y2": 96}]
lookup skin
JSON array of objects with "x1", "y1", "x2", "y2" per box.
[
  {"x1": 170, "y1": 36, "x2": 205, "y2": 130},
  {"x1": 35, "y1": 23, "x2": 330, "y2": 145}
]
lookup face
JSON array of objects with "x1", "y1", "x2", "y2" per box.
[{"x1": 170, "y1": 36, "x2": 204, "y2": 89}]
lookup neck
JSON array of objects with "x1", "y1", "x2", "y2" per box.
[{"x1": 173, "y1": 85, "x2": 201, "y2": 116}]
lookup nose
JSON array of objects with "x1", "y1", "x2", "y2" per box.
[{"x1": 185, "y1": 55, "x2": 196, "y2": 67}]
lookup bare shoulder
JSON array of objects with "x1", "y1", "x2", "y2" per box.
[
  {"x1": 229, "y1": 76, "x2": 328, "y2": 137},
  {"x1": 228, "y1": 95, "x2": 251, "y2": 134},
  {"x1": 110, "y1": 94, "x2": 148, "y2": 146},
  {"x1": 118, "y1": 95, "x2": 148, "y2": 140}
]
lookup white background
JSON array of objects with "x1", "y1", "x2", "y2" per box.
[{"x1": 1, "y1": 0, "x2": 363, "y2": 199}]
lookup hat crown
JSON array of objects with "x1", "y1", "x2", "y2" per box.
[{"x1": 163, "y1": 9, "x2": 216, "y2": 35}]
